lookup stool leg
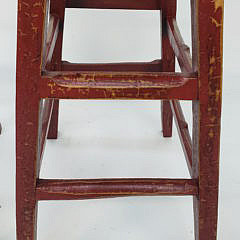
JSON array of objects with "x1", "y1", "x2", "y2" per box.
[
  {"x1": 47, "y1": 99, "x2": 59, "y2": 139},
  {"x1": 47, "y1": 0, "x2": 66, "y2": 140},
  {"x1": 161, "y1": 100, "x2": 173, "y2": 137},
  {"x1": 161, "y1": 4, "x2": 176, "y2": 137},
  {"x1": 16, "y1": 0, "x2": 48, "y2": 238},
  {"x1": 16, "y1": 98, "x2": 41, "y2": 240},
  {"x1": 191, "y1": 0, "x2": 223, "y2": 239},
  {"x1": 192, "y1": 101, "x2": 221, "y2": 240}
]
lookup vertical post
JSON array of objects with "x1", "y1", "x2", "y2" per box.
[
  {"x1": 47, "y1": 0, "x2": 66, "y2": 139},
  {"x1": 16, "y1": 0, "x2": 48, "y2": 239},
  {"x1": 191, "y1": 0, "x2": 224, "y2": 239},
  {"x1": 161, "y1": 0, "x2": 176, "y2": 137}
]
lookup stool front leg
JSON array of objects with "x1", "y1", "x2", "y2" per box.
[
  {"x1": 191, "y1": 0, "x2": 224, "y2": 239},
  {"x1": 16, "y1": 98, "x2": 41, "y2": 240},
  {"x1": 16, "y1": 0, "x2": 49, "y2": 238}
]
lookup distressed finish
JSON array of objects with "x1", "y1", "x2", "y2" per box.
[
  {"x1": 161, "y1": 0, "x2": 176, "y2": 137},
  {"x1": 47, "y1": 0, "x2": 66, "y2": 139},
  {"x1": 191, "y1": 0, "x2": 224, "y2": 240},
  {"x1": 16, "y1": 0, "x2": 46, "y2": 239},
  {"x1": 40, "y1": 71, "x2": 197, "y2": 99},
  {"x1": 16, "y1": 0, "x2": 224, "y2": 239},
  {"x1": 36, "y1": 178, "x2": 198, "y2": 200}
]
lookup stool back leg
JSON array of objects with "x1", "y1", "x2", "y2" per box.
[
  {"x1": 16, "y1": 0, "x2": 48, "y2": 238},
  {"x1": 191, "y1": 0, "x2": 224, "y2": 239},
  {"x1": 47, "y1": 100, "x2": 59, "y2": 139},
  {"x1": 161, "y1": 1, "x2": 176, "y2": 137},
  {"x1": 47, "y1": 0, "x2": 66, "y2": 139}
]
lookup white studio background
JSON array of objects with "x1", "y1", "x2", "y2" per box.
[{"x1": 0, "y1": 1, "x2": 239, "y2": 239}]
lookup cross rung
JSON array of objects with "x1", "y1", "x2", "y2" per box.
[
  {"x1": 36, "y1": 178, "x2": 199, "y2": 200},
  {"x1": 40, "y1": 71, "x2": 198, "y2": 99},
  {"x1": 65, "y1": 0, "x2": 163, "y2": 10},
  {"x1": 61, "y1": 60, "x2": 162, "y2": 72}
]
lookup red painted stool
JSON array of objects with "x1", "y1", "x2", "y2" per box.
[{"x1": 16, "y1": 0, "x2": 224, "y2": 239}]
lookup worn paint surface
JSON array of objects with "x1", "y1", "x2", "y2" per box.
[
  {"x1": 36, "y1": 178, "x2": 198, "y2": 200},
  {"x1": 40, "y1": 71, "x2": 198, "y2": 100},
  {"x1": 16, "y1": 0, "x2": 223, "y2": 239},
  {"x1": 161, "y1": 0, "x2": 176, "y2": 137},
  {"x1": 191, "y1": 0, "x2": 224, "y2": 240},
  {"x1": 46, "y1": 0, "x2": 66, "y2": 139}
]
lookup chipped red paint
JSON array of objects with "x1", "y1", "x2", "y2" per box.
[
  {"x1": 47, "y1": 0, "x2": 66, "y2": 140},
  {"x1": 16, "y1": 0, "x2": 46, "y2": 238},
  {"x1": 161, "y1": 0, "x2": 176, "y2": 137},
  {"x1": 191, "y1": 0, "x2": 224, "y2": 240},
  {"x1": 16, "y1": 0, "x2": 223, "y2": 239},
  {"x1": 40, "y1": 71, "x2": 198, "y2": 99},
  {"x1": 36, "y1": 178, "x2": 199, "y2": 200}
]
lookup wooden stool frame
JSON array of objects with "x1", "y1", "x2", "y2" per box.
[{"x1": 16, "y1": 0, "x2": 224, "y2": 239}]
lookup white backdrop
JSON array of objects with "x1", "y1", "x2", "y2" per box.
[{"x1": 0, "y1": 1, "x2": 239, "y2": 239}]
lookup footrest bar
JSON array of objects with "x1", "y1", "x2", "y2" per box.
[
  {"x1": 40, "y1": 71, "x2": 198, "y2": 99},
  {"x1": 36, "y1": 178, "x2": 198, "y2": 200}
]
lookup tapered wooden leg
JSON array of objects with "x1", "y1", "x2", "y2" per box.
[
  {"x1": 16, "y1": 0, "x2": 48, "y2": 238},
  {"x1": 47, "y1": 0, "x2": 66, "y2": 139},
  {"x1": 47, "y1": 99, "x2": 59, "y2": 139},
  {"x1": 161, "y1": 2, "x2": 176, "y2": 137},
  {"x1": 192, "y1": 101, "x2": 221, "y2": 240},
  {"x1": 191, "y1": 0, "x2": 224, "y2": 239},
  {"x1": 16, "y1": 98, "x2": 41, "y2": 240},
  {"x1": 161, "y1": 100, "x2": 173, "y2": 137}
]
